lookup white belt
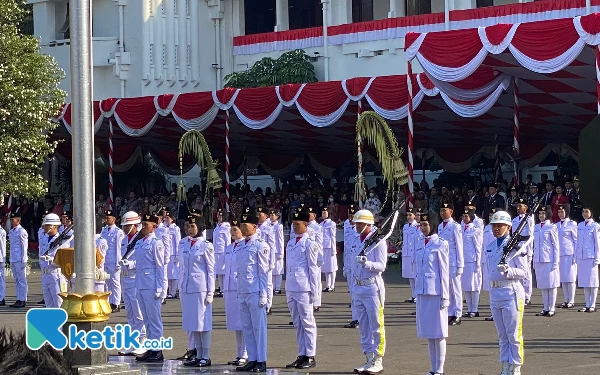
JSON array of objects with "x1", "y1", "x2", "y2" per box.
[
  {"x1": 490, "y1": 280, "x2": 518, "y2": 288},
  {"x1": 42, "y1": 268, "x2": 61, "y2": 275},
  {"x1": 355, "y1": 278, "x2": 376, "y2": 286}
]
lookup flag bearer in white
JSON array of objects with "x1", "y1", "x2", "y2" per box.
[
  {"x1": 576, "y1": 207, "x2": 600, "y2": 313},
  {"x1": 0, "y1": 224, "x2": 6, "y2": 306},
  {"x1": 307, "y1": 208, "x2": 323, "y2": 311},
  {"x1": 165, "y1": 212, "x2": 182, "y2": 298},
  {"x1": 556, "y1": 205, "x2": 577, "y2": 309},
  {"x1": 38, "y1": 214, "x2": 69, "y2": 308},
  {"x1": 402, "y1": 208, "x2": 420, "y2": 304},
  {"x1": 511, "y1": 199, "x2": 535, "y2": 306},
  {"x1": 437, "y1": 202, "x2": 463, "y2": 326},
  {"x1": 213, "y1": 208, "x2": 231, "y2": 297},
  {"x1": 320, "y1": 207, "x2": 337, "y2": 292},
  {"x1": 486, "y1": 211, "x2": 527, "y2": 375},
  {"x1": 343, "y1": 205, "x2": 359, "y2": 328},
  {"x1": 257, "y1": 207, "x2": 275, "y2": 315},
  {"x1": 533, "y1": 207, "x2": 560, "y2": 317},
  {"x1": 8, "y1": 212, "x2": 28, "y2": 308},
  {"x1": 268, "y1": 209, "x2": 285, "y2": 294},
  {"x1": 101, "y1": 209, "x2": 125, "y2": 312},
  {"x1": 461, "y1": 208, "x2": 483, "y2": 318},
  {"x1": 351, "y1": 209, "x2": 386, "y2": 375}
]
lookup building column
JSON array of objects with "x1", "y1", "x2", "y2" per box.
[
  {"x1": 275, "y1": 0, "x2": 289, "y2": 32},
  {"x1": 389, "y1": 0, "x2": 405, "y2": 18}
]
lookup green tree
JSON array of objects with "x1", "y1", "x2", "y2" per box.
[
  {"x1": 0, "y1": 0, "x2": 66, "y2": 197},
  {"x1": 224, "y1": 49, "x2": 317, "y2": 88}
]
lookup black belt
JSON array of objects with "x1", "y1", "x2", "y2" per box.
[{"x1": 518, "y1": 235, "x2": 530, "y2": 241}]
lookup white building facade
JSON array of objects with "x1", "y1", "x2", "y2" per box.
[{"x1": 28, "y1": 0, "x2": 561, "y2": 100}]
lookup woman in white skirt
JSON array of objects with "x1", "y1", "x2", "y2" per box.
[
  {"x1": 461, "y1": 208, "x2": 483, "y2": 318},
  {"x1": 557, "y1": 205, "x2": 577, "y2": 308},
  {"x1": 180, "y1": 216, "x2": 215, "y2": 367},
  {"x1": 533, "y1": 207, "x2": 560, "y2": 317},
  {"x1": 576, "y1": 207, "x2": 600, "y2": 313},
  {"x1": 414, "y1": 213, "x2": 449, "y2": 375},
  {"x1": 223, "y1": 218, "x2": 248, "y2": 366}
]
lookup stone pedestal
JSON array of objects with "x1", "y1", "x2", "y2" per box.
[{"x1": 62, "y1": 321, "x2": 108, "y2": 366}]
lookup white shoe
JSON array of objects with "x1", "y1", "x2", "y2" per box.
[
  {"x1": 363, "y1": 355, "x2": 383, "y2": 374},
  {"x1": 354, "y1": 353, "x2": 374, "y2": 373},
  {"x1": 500, "y1": 362, "x2": 510, "y2": 375},
  {"x1": 509, "y1": 364, "x2": 521, "y2": 375}
]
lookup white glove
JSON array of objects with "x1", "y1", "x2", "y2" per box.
[
  {"x1": 205, "y1": 292, "x2": 214, "y2": 305},
  {"x1": 309, "y1": 293, "x2": 315, "y2": 305},
  {"x1": 552, "y1": 263, "x2": 558, "y2": 271},
  {"x1": 573, "y1": 256, "x2": 577, "y2": 265},
  {"x1": 497, "y1": 264, "x2": 509, "y2": 273},
  {"x1": 119, "y1": 259, "x2": 129, "y2": 267},
  {"x1": 342, "y1": 269, "x2": 347, "y2": 278},
  {"x1": 40, "y1": 255, "x2": 50, "y2": 262},
  {"x1": 154, "y1": 292, "x2": 162, "y2": 299},
  {"x1": 259, "y1": 294, "x2": 268, "y2": 308},
  {"x1": 456, "y1": 267, "x2": 464, "y2": 276},
  {"x1": 277, "y1": 254, "x2": 284, "y2": 261},
  {"x1": 356, "y1": 256, "x2": 367, "y2": 266},
  {"x1": 595, "y1": 259, "x2": 600, "y2": 266},
  {"x1": 441, "y1": 298, "x2": 450, "y2": 310}
]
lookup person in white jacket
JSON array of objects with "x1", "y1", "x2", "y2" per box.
[
  {"x1": 556, "y1": 205, "x2": 577, "y2": 309},
  {"x1": 576, "y1": 207, "x2": 600, "y2": 312},
  {"x1": 320, "y1": 208, "x2": 338, "y2": 292},
  {"x1": 165, "y1": 212, "x2": 182, "y2": 299},
  {"x1": 0, "y1": 224, "x2": 6, "y2": 306},
  {"x1": 533, "y1": 207, "x2": 560, "y2": 317},
  {"x1": 343, "y1": 205, "x2": 359, "y2": 328},
  {"x1": 269, "y1": 209, "x2": 285, "y2": 294},
  {"x1": 461, "y1": 208, "x2": 483, "y2": 318},
  {"x1": 437, "y1": 202, "x2": 463, "y2": 326},
  {"x1": 402, "y1": 208, "x2": 420, "y2": 304}
]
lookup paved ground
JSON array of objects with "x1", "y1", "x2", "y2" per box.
[{"x1": 2, "y1": 263, "x2": 600, "y2": 374}]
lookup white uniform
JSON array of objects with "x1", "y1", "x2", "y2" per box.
[
  {"x1": 120, "y1": 234, "x2": 146, "y2": 344},
  {"x1": 39, "y1": 233, "x2": 69, "y2": 307},
  {"x1": 135, "y1": 233, "x2": 166, "y2": 350},
  {"x1": 462, "y1": 223, "x2": 483, "y2": 314},
  {"x1": 269, "y1": 220, "x2": 285, "y2": 292},
  {"x1": 511, "y1": 215, "x2": 534, "y2": 301},
  {"x1": 486, "y1": 236, "x2": 527, "y2": 366},
  {"x1": 557, "y1": 219, "x2": 577, "y2": 305},
  {"x1": 352, "y1": 231, "x2": 387, "y2": 358},
  {"x1": 224, "y1": 239, "x2": 248, "y2": 360},
  {"x1": 101, "y1": 224, "x2": 125, "y2": 306},
  {"x1": 155, "y1": 223, "x2": 171, "y2": 299},
  {"x1": 438, "y1": 219, "x2": 463, "y2": 318},
  {"x1": 576, "y1": 219, "x2": 600, "y2": 309},
  {"x1": 533, "y1": 221, "x2": 560, "y2": 313},
  {"x1": 308, "y1": 220, "x2": 323, "y2": 307},
  {"x1": 414, "y1": 234, "x2": 449, "y2": 375},
  {"x1": 343, "y1": 220, "x2": 359, "y2": 321},
  {"x1": 258, "y1": 221, "x2": 276, "y2": 310},
  {"x1": 402, "y1": 220, "x2": 420, "y2": 299},
  {"x1": 235, "y1": 233, "x2": 270, "y2": 363},
  {"x1": 0, "y1": 227, "x2": 6, "y2": 302},
  {"x1": 286, "y1": 233, "x2": 320, "y2": 357},
  {"x1": 9, "y1": 224, "x2": 28, "y2": 302},
  {"x1": 167, "y1": 223, "x2": 182, "y2": 296},
  {"x1": 320, "y1": 218, "x2": 338, "y2": 290},
  {"x1": 213, "y1": 222, "x2": 232, "y2": 292},
  {"x1": 482, "y1": 224, "x2": 495, "y2": 292},
  {"x1": 94, "y1": 234, "x2": 108, "y2": 292}
]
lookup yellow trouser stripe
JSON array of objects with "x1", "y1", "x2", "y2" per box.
[
  {"x1": 377, "y1": 304, "x2": 386, "y2": 356},
  {"x1": 517, "y1": 297, "x2": 524, "y2": 364}
]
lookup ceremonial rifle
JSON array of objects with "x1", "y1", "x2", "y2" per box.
[
  {"x1": 46, "y1": 223, "x2": 75, "y2": 255},
  {"x1": 499, "y1": 199, "x2": 542, "y2": 265},
  {"x1": 358, "y1": 201, "x2": 405, "y2": 257},
  {"x1": 121, "y1": 230, "x2": 144, "y2": 261}
]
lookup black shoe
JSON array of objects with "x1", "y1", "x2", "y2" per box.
[
  {"x1": 559, "y1": 302, "x2": 569, "y2": 308},
  {"x1": 323, "y1": 288, "x2": 330, "y2": 292},
  {"x1": 578, "y1": 307, "x2": 589, "y2": 312},
  {"x1": 344, "y1": 320, "x2": 359, "y2": 328},
  {"x1": 11, "y1": 301, "x2": 25, "y2": 308},
  {"x1": 229, "y1": 357, "x2": 248, "y2": 366},
  {"x1": 145, "y1": 350, "x2": 164, "y2": 362},
  {"x1": 110, "y1": 303, "x2": 120, "y2": 313},
  {"x1": 410, "y1": 311, "x2": 416, "y2": 315},
  {"x1": 313, "y1": 307, "x2": 320, "y2": 312},
  {"x1": 37, "y1": 299, "x2": 45, "y2": 305},
  {"x1": 184, "y1": 358, "x2": 203, "y2": 367},
  {"x1": 449, "y1": 317, "x2": 461, "y2": 326},
  {"x1": 286, "y1": 356, "x2": 306, "y2": 368},
  {"x1": 236, "y1": 360, "x2": 257, "y2": 371},
  {"x1": 0, "y1": 299, "x2": 5, "y2": 306},
  {"x1": 177, "y1": 348, "x2": 197, "y2": 360},
  {"x1": 566, "y1": 303, "x2": 575, "y2": 308},
  {"x1": 289, "y1": 321, "x2": 294, "y2": 325},
  {"x1": 484, "y1": 316, "x2": 494, "y2": 321},
  {"x1": 198, "y1": 358, "x2": 211, "y2": 367},
  {"x1": 250, "y1": 362, "x2": 266, "y2": 372},
  {"x1": 473, "y1": 312, "x2": 480, "y2": 317},
  {"x1": 9, "y1": 300, "x2": 21, "y2": 308},
  {"x1": 274, "y1": 290, "x2": 282, "y2": 295},
  {"x1": 135, "y1": 351, "x2": 152, "y2": 361},
  {"x1": 462, "y1": 312, "x2": 471, "y2": 318},
  {"x1": 215, "y1": 292, "x2": 224, "y2": 298},
  {"x1": 448, "y1": 316, "x2": 456, "y2": 324},
  {"x1": 297, "y1": 356, "x2": 316, "y2": 369},
  {"x1": 525, "y1": 299, "x2": 531, "y2": 306},
  {"x1": 162, "y1": 299, "x2": 167, "y2": 305},
  {"x1": 404, "y1": 297, "x2": 416, "y2": 303},
  {"x1": 536, "y1": 310, "x2": 549, "y2": 316},
  {"x1": 266, "y1": 308, "x2": 272, "y2": 316}
]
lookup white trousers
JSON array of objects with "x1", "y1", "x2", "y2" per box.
[
  {"x1": 137, "y1": 289, "x2": 163, "y2": 346},
  {"x1": 522, "y1": 257, "x2": 533, "y2": 300},
  {"x1": 273, "y1": 275, "x2": 283, "y2": 291},
  {"x1": 347, "y1": 277, "x2": 358, "y2": 320},
  {"x1": 267, "y1": 271, "x2": 274, "y2": 310},
  {"x1": 123, "y1": 286, "x2": 146, "y2": 340},
  {"x1": 314, "y1": 268, "x2": 322, "y2": 307},
  {"x1": 217, "y1": 275, "x2": 224, "y2": 291},
  {"x1": 561, "y1": 282, "x2": 576, "y2": 304},
  {"x1": 0, "y1": 262, "x2": 5, "y2": 300},
  {"x1": 464, "y1": 291, "x2": 481, "y2": 313},
  {"x1": 42, "y1": 273, "x2": 63, "y2": 308},
  {"x1": 187, "y1": 331, "x2": 195, "y2": 349},
  {"x1": 238, "y1": 292, "x2": 267, "y2": 362},
  {"x1": 287, "y1": 291, "x2": 317, "y2": 357},
  {"x1": 192, "y1": 331, "x2": 212, "y2": 359},
  {"x1": 584, "y1": 287, "x2": 599, "y2": 308},
  {"x1": 427, "y1": 338, "x2": 446, "y2": 374},
  {"x1": 409, "y1": 278, "x2": 415, "y2": 299},
  {"x1": 106, "y1": 268, "x2": 122, "y2": 305},
  {"x1": 10, "y1": 262, "x2": 27, "y2": 301},
  {"x1": 449, "y1": 271, "x2": 462, "y2": 317},
  {"x1": 324, "y1": 272, "x2": 336, "y2": 289},
  {"x1": 355, "y1": 284, "x2": 385, "y2": 357},
  {"x1": 490, "y1": 295, "x2": 524, "y2": 365},
  {"x1": 168, "y1": 280, "x2": 178, "y2": 296},
  {"x1": 541, "y1": 288, "x2": 557, "y2": 312},
  {"x1": 235, "y1": 330, "x2": 248, "y2": 358}
]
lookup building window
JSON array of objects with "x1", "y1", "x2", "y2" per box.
[
  {"x1": 352, "y1": 0, "x2": 374, "y2": 23},
  {"x1": 289, "y1": 0, "x2": 321, "y2": 30},
  {"x1": 476, "y1": 0, "x2": 493, "y2": 7},
  {"x1": 244, "y1": 0, "x2": 276, "y2": 35},
  {"x1": 406, "y1": 0, "x2": 431, "y2": 16},
  {"x1": 59, "y1": 3, "x2": 70, "y2": 39}
]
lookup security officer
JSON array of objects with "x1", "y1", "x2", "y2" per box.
[
  {"x1": 8, "y1": 212, "x2": 28, "y2": 308},
  {"x1": 343, "y1": 205, "x2": 359, "y2": 328},
  {"x1": 0, "y1": 223, "x2": 5, "y2": 306},
  {"x1": 352, "y1": 209, "x2": 386, "y2": 375},
  {"x1": 135, "y1": 214, "x2": 166, "y2": 363},
  {"x1": 234, "y1": 207, "x2": 270, "y2": 373},
  {"x1": 307, "y1": 207, "x2": 324, "y2": 311},
  {"x1": 285, "y1": 207, "x2": 319, "y2": 370},
  {"x1": 570, "y1": 176, "x2": 582, "y2": 221},
  {"x1": 101, "y1": 209, "x2": 125, "y2": 312},
  {"x1": 528, "y1": 185, "x2": 542, "y2": 208},
  {"x1": 320, "y1": 207, "x2": 337, "y2": 292},
  {"x1": 512, "y1": 199, "x2": 535, "y2": 306},
  {"x1": 402, "y1": 208, "x2": 420, "y2": 303},
  {"x1": 257, "y1": 207, "x2": 275, "y2": 314},
  {"x1": 118, "y1": 211, "x2": 146, "y2": 356},
  {"x1": 486, "y1": 211, "x2": 527, "y2": 375},
  {"x1": 438, "y1": 202, "x2": 463, "y2": 325},
  {"x1": 213, "y1": 208, "x2": 231, "y2": 297},
  {"x1": 268, "y1": 209, "x2": 285, "y2": 294},
  {"x1": 38, "y1": 214, "x2": 70, "y2": 308},
  {"x1": 165, "y1": 212, "x2": 182, "y2": 298}
]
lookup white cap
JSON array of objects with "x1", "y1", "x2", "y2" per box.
[
  {"x1": 42, "y1": 213, "x2": 61, "y2": 226},
  {"x1": 353, "y1": 209, "x2": 375, "y2": 225},
  {"x1": 489, "y1": 211, "x2": 512, "y2": 226},
  {"x1": 121, "y1": 211, "x2": 141, "y2": 226}
]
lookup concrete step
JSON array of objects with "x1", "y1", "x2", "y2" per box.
[
  {"x1": 91, "y1": 371, "x2": 141, "y2": 375},
  {"x1": 76, "y1": 363, "x2": 136, "y2": 375}
]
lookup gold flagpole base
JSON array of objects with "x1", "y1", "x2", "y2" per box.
[{"x1": 59, "y1": 291, "x2": 112, "y2": 323}]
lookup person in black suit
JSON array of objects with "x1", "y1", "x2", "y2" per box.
[
  {"x1": 483, "y1": 183, "x2": 506, "y2": 219},
  {"x1": 528, "y1": 185, "x2": 542, "y2": 208},
  {"x1": 540, "y1": 181, "x2": 555, "y2": 207},
  {"x1": 466, "y1": 187, "x2": 484, "y2": 218},
  {"x1": 31, "y1": 197, "x2": 45, "y2": 241}
]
